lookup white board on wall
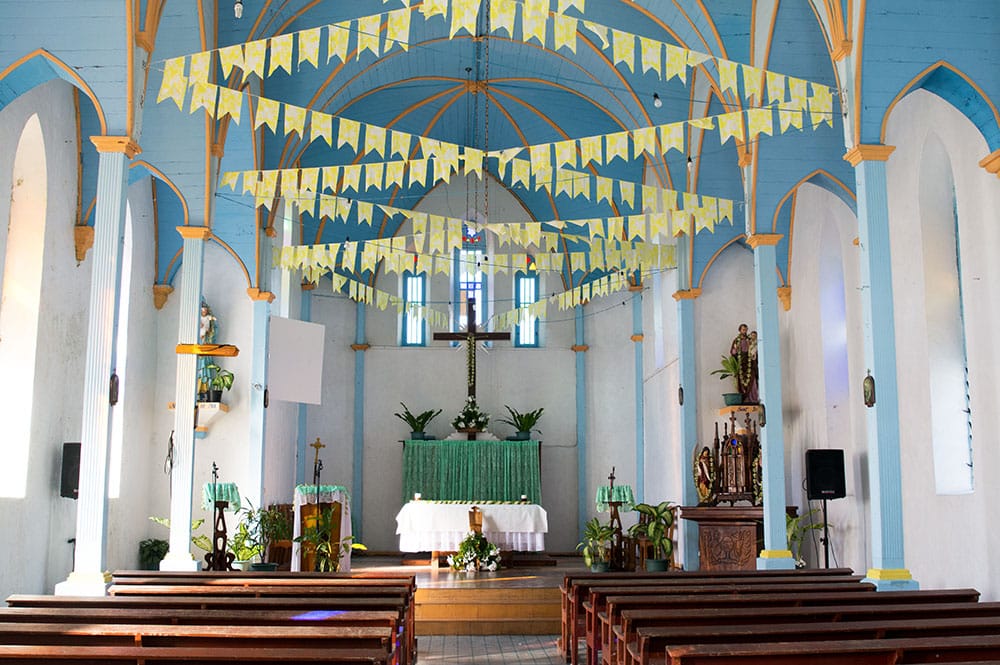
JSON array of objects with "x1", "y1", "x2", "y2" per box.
[{"x1": 267, "y1": 316, "x2": 325, "y2": 404}]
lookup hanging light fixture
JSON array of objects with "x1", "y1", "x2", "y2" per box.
[
  {"x1": 234, "y1": 0, "x2": 244, "y2": 18},
  {"x1": 652, "y1": 93, "x2": 662, "y2": 108}
]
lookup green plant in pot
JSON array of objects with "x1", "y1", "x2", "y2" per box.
[
  {"x1": 138, "y1": 538, "x2": 169, "y2": 570},
  {"x1": 498, "y1": 405, "x2": 544, "y2": 440},
  {"x1": 203, "y1": 363, "x2": 234, "y2": 402},
  {"x1": 228, "y1": 521, "x2": 258, "y2": 570},
  {"x1": 239, "y1": 500, "x2": 292, "y2": 570},
  {"x1": 786, "y1": 508, "x2": 826, "y2": 568},
  {"x1": 710, "y1": 355, "x2": 743, "y2": 406},
  {"x1": 628, "y1": 501, "x2": 676, "y2": 571},
  {"x1": 148, "y1": 516, "x2": 213, "y2": 554},
  {"x1": 294, "y1": 506, "x2": 358, "y2": 572},
  {"x1": 394, "y1": 402, "x2": 442, "y2": 440},
  {"x1": 577, "y1": 517, "x2": 615, "y2": 572}
]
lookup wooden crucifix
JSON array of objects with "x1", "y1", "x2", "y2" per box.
[{"x1": 433, "y1": 298, "x2": 510, "y2": 399}]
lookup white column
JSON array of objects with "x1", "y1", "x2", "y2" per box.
[
  {"x1": 160, "y1": 227, "x2": 210, "y2": 571},
  {"x1": 246, "y1": 288, "x2": 274, "y2": 509},
  {"x1": 56, "y1": 137, "x2": 138, "y2": 596}
]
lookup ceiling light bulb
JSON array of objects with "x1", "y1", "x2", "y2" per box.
[
  {"x1": 234, "y1": 0, "x2": 243, "y2": 18},
  {"x1": 653, "y1": 93, "x2": 662, "y2": 108}
]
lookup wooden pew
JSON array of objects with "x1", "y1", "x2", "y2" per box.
[
  {"x1": 0, "y1": 643, "x2": 392, "y2": 664},
  {"x1": 560, "y1": 570, "x2": 859, "y2": 664},
  {"x1": 631, "y1": 615, "x2": 1000, "y2": 665},
  {"x1": 592, "y1": 588, "x2": 980, "y2": 665},
  {"x1": 665, "y1": 634, "x2": 1000, "y2": 664},
  {"x1": 585, "y1": 581, "x2": 875, "y2": 665},
  {"x1": 618, "y1": 600, "x2": 1000, "y2": 665}
]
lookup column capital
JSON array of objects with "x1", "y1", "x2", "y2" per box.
[
  {"x1": 979, "y1": 148, "x2": 1000, "y2": 179},
  {"x1": 152, "y1": 284, "x2": 174, "y2": 310},
  {"x1": 176, "y1": 226, "x2": 211, "y2": 240},
  {"x1": 89, "y1": 135, "x2": 142, "y2": 159},
  {"x1": 777, "y1": 286, "x2": 792, "y2": 311},
  {"x1": 74, "y1": 225, "x2": 94, "y2": 263},
  {"x1": 571, "y1": 344, "x2": 589, "y2": 353},
  {"x1": 746, "y1": 233, "x2": 783, "y2": 249},
  {"x1": 247, "y1": 288, "x2": 275, "y2": 303},
  {"x1": 630, "y1": 334, "x2": 644, "y2": 343},
  {"x1": 351, "y1": 343, "x2": 370, "y2": 351},
  {"x1": 672, "y1": 288, "x2": 702, "y2": 301},
  {"x1": 843, "y1": 143, "x2": 896, "y2": 167},
  {"x1": 301, "y1": 281, "x2": 317, "y2": 291}
]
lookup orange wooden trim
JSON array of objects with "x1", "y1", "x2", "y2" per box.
[
  {"x1": 843, "y1": 144, "x2": 895, "y2": 166},
  {"x1": 628, "y1": 284, "x2": 643, "y2": 292},
  {"x1": 673, "y1": 288, "x2": 702, "y2": 301},
  {"x1": 979, "y1": 148, "x2": 1000, "y2": 176},
  {"x1": 351, "y1": 343, "x2": 371, "y2": 352},
  {"x1": 176, "y1": 226, "x2": 211, "y2": 240},
  {"x1": 211, "y1": 142, "x2": 225, "y2": 158},
  {"x1": 301, "y1": 281, "x2": 317, "y2": 291},
  {"x1": 777, "y1": 286, "x2": 792, "y2": 311},
  {"x1": 571, "y1": 344, "x2": 589, "y2": 353},
  {"x1": 831, "y1": 39, "x2": 853, "y2": 60},
  {"x1": 152, "y1": 284, "x2": 173, "y2": 310},
  {"x1": 90, "y1": 136, "x2": 142, "y2": 158},
  {"x1": 74, "y1": 225, "x2": 94, "y2": 263},
  {"x1": 630, "y1": 334, "x2": 645, "y2": 343},
  {"x1": 853, "y1": 237, "x2": 860, "y2": 246},
  {"x1": 176, "y1": 343, "x2": 239, "y2": 356},
  {"x1": 247, "y1": 288, "x2": 275, "y2": 303},
  {"x1": 746, "y1": 233, "x2": 783, "y2": 248},
  {"x1": 738, "y1": 146, "x2": 752, "y2": 167}
]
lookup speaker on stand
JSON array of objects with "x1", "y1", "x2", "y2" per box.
[
  {"x1": 60, "y1": 442, "x2": 81, "y2": 500},
  {"x1": 805, "y1": 449, "x2": 845, "y2": 568}
]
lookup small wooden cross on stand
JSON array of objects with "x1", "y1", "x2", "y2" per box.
[
  {"x1": 310, "y1": 437, "x2": 325, "y2": 487},
  {"x1": 433, "y1": 298, "x2": 510, "y2": 400}
]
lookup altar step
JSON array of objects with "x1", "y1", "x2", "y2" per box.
[{"x1": 415, "y1": 586, "x2": 561, "y2": 635}]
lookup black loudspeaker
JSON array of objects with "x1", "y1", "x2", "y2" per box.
[
  {"x1": 805, "y1": 449, "x2": 846, "y2": 500},
  {"x1": 60, "y1": 442, "x2": 81, "y2": 499}
]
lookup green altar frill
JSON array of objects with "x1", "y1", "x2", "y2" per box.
[{"x1": 402, "y1": 439, "x2": 541, "y2": 504}]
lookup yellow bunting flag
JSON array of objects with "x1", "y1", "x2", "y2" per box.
[
  {"x1": 254, "y1": 97, "x2": 279, "y2": 131},
  {"x1": 284, "y1": 103, "x2": 306, "y2": 137},
  {"x1": 491, "y1": 0, "x2": 517, "y2": 37},
  {"x1": 242, "y1": 171, "x2": 258, "y2": 195},
  {"x1": 410, "y1": 159, "x2": 429, "y2": 187},
  {"x1": 357, "y1": 15, "x2": 382, "y2": 58},
  {"x1": 583, "y1": 21, "x2": 609, "y2": 49},
  {"x1": 217, "y1": 86, "x2": 243, "y2": 123},
  {"x1": 579, "y1": 135, "x2": 603, "y2": 166},
  {"x1": 189, "y1": 81, "x2": 217, "y2": 115},
  {"x1": 321, "y1": 166, "x2": 340, "y2": 191},
  {"x1": 365, "y1": 162, "x2": 384, "y2": 191},
  {"x1": 385, "y1": 160, "x2": 405, "y2": 188},
  {"x1": 718, "y1": 59, "x2": 738, "y2": 95},
  {"x1": 553, "y1": 14, "x2": 577, "y2": 53},
  {"x1": 338, "y1": 117, "x2": 361, "y2": 151},
  {"x1": 218, "y1": 45, "x2": 244, "y2": 79},
  {"x1": 689, "y1": 116, "x2": 715, "y2": 131},
  {"x1": 612, "y1": 29, "x2": 635, "y2": 72},
  {"x1": 809, "y1": 83, "x2": 833, "y2": 128},
  {"x1": 664, "y1": 44, "x2": 687, "y2": 83},
  {"x1": 364, "y1": 124, "x2": 387, "y2": 158},
  {"x1": 779, "y1": 107, "x2": 802, "y2": 132},
  {"x1": 219, "y1": 170, "x2": 238, "y2": 191},
  {"x1": 631, "y1": 126, "x2": 658, "y2": 157},
  {"x1": 718, "y1": 110, "x2": 744, "y2": 144},
  {"x1": 788, "y1": 77, "x2": 808, "y2": 111},
  {"x1": 157, "y1": 57, "x2": 188, "y2": 110},
  {"x1": 256, "y1": 171, "x2": 278, "y2": 209},
  {"x1": 243, "y1": 40, "x2": 267, "y2": 82},
  {"x1": 606, "y1": 131, "x2": 630, "y2": 163},
  {"x1": 572, "y1": 172, "x2": 591, "y2": 200},
  {"x1": 558, "y1": 0, "x2": 585, "y2": 13},
  {"x1": 529, "y1": 144, "x2": 552, "y2": 172},
  {"x1": 511, "y1": 158, "x2": 530, "y2": 188},
  {"x1": 420, "y1": 136, "x2": 442, "y2": 159},
  {"x1": 357, "y1": 200, "x2": 374, "y2": 225},
  {"x1": 450, "y1": 0, "x2": 479, "y2": 37},
  {"x1": 682, "y1": 191, "x2": 699, "y2": 212},
  {"x1": 687, "y1": 51, "x2": 711, "y2": 68},
  {"x1": 660, "y1": 122, "x2": 685, "y2": 155},
  {"x1": 639, "y1": 36, "x2": 661, "y2": 76},
  {"x1": 521, "y1": 0, "x2": 547, "y2": 45},
  {"x1": 342, "y1": 164, "x2": 362, "y2": 192},
  {"x1": 298, "y1": 27, "x2": 321, "y2": 69},
  {"x1": 747, "y1": 107, "x2": 774, "y2": 139},
  {"x1": 464, "y1": 148, "x2": 484, "y2": 178},
  {"x1": 553, "y1": 140, "x2": 576, "y2": 169},
  {"x1": 555, "y1": 172, "x2": 572, "y2": 198},
  {"x1": 386, "y1": 9, "x2": 411, "y2": 52},
  {"x1": 719, "y1": 199, "x2": 734, "y2": 224},
  {"x1": 327, "y1": 22, "x2": 350, "y2": 64},
  {"x1": 268, "y1": 34, "x2": 294, "y2": 76},
  {"x1": 300, "y1": 168, "x2": 319, "y2": 193},
  {"x1": 310, "y1": 111, "x2": 333, "y2": 145},
  {"x1": 390, "y1": 130, "x2": 411, "y2": 159},
  {"x1": 421, "y1": 0, "x2": 448, "y2": 19},
  {"x1": 618, "y1": 181, "x2": 635, "y2": 208},
  {"x1": 188, "y1": 51, "x2": 211, "y2": 85},
  {"x1": 596, "y1": 176, "x2": 613, "y2": 205},
  {"x1": 766, "y1": 70, "x2": 786, "y2": 104}
]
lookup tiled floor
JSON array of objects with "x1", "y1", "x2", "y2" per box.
[{"x1": 416, "y1": 634, "x2": 564, "y2": 664}]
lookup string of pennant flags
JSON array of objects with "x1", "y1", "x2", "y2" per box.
[{"x1": 157, "y1": 0, "x2": 834, "y2": 120}]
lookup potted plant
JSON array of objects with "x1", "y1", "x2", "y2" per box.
[
  {"x1": 710, "y1": 355, "x2": 743, "y2": 406},
  {"x1": 394, "y1": 402, "x2": 442, "y2": 440},
  {"x1": 787, "y1": 508, "x2": 826, "y2": 568},
  {"x1": 228, "y1": 521, "x2": 257, "y2": 570},
  {"x1": 576, "y1": 517, "x2": 615, "y2": 572},
  {"x1": 294, "y1": 506, "x2": 357, "y2": 572},
  {"x1": 451, "y1": 397, "x2": 490, "y2": 433},
  {"x1": 138, "y1": 538, "x2": 169, "y2": 570},
  {"x1": 498, "y1": 405, "x2": 544, "y2": 440},
  {"x1": 149, "y1": 516, "x2": 213, "y2": 554},
  {"x1": 239, "y1": 500, "x2": 292, "y2": 571},
  {"x1": 203, "y1": 363, "x2": 234, "y2": 402},
  {"x1": 628, "y1": 501, "x2": 677, "y2": 571},
  {"x1": 447, "y1": 531, "x2": 502, "y2": 572}
]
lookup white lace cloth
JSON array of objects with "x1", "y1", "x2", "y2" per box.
[{"x1": 395, "y1": 501, "x2": 547, "y2": 552}]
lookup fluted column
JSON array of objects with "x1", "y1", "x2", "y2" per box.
[
  {"x1": 352, "y1": 301, "x2": 368, "y2": 540},
  {"x1": 573, "y1": 306, "x2": 588, "y2": 537},
  {"x1": 844, "y1": 144, "x2": 918, "y2": 590},
  {"x1": 246, "y1": 289, "x2": 275, "y2": 509},
  {"x1": 160, "y1": 226, "x2": 210, "y2": 571},
  {"x1": 673, "y1": 287, "x2": 700, "y2": 569},
  {"x1": 748, "y1": 233, "x2": 795, "y2": 570},
  {"x1": 55, "y1": 136, "x2": 139, "y2": 596}
]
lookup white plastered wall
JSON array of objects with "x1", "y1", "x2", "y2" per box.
[{"x1": 886, "y1": 90, "x2": 1000, "y2": 599}]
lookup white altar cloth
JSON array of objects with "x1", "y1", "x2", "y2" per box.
[{"x1": 395, "y1": 501, "x2": 548, "y2": 552}]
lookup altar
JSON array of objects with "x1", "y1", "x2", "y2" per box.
[
  {"x1": 401, "y1": 438, "x2": 541, "y2": 504},
  {"x1": 395, "y1": 501, "x2": 548, "y2": 552}
]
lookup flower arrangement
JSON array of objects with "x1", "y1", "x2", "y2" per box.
[
  {"x1": 447, "y1": 531, "x2": 502, "y2": 572},
  {"x1": 451, "y1": 396, "x2": 490, "y2": 431}
]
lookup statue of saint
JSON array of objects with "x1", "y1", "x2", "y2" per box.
[
  {"x1": 200, "y1": 301, "x2": 217, "y2": 344},
  {"x1": 694, "y1": 446, "x2": 715, "y2": 505},
  {"x1": 729, "y1": 324, "x2": 759, "y2": 404}
]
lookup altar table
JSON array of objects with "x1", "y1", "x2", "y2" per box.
[
  {"x1": 291, "y1": 484, "x2": 352, "y2": 572},
  {"x1": 401, "y1": 439, "x2": 541, "y2": 504},
  {"x1": 395, "y1": 501, "x2": 548, "y2": 552}
]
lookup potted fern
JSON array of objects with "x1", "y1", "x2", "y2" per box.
[
  {"x1": 394, "y1": 402, "x2": 442, "y2": 440},
  {"x1": 499, "y1": 405, "x2": 544, "y2": 440}
]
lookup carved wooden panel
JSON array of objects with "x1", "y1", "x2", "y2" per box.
[{"x1": 698, "y1": 522, "x2": 758, "y2": 571}]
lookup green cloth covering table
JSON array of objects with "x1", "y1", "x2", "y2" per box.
[
  {"x1": 595, "y1": 484, "x2": 634, "y2": 512},
  {"x1": 402, "y1": 439, "x2": 541, "y2": 504},
  {"x1": 201, "y1": 482, "x2": 241, "y2": 511}
]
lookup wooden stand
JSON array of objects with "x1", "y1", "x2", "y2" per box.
[
  {"x1": 204, "y1": 500, "x2": 235, "y2": 571},
  {"x1": 298, "y1": 501, "x2": 341, "y2": 572}
]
